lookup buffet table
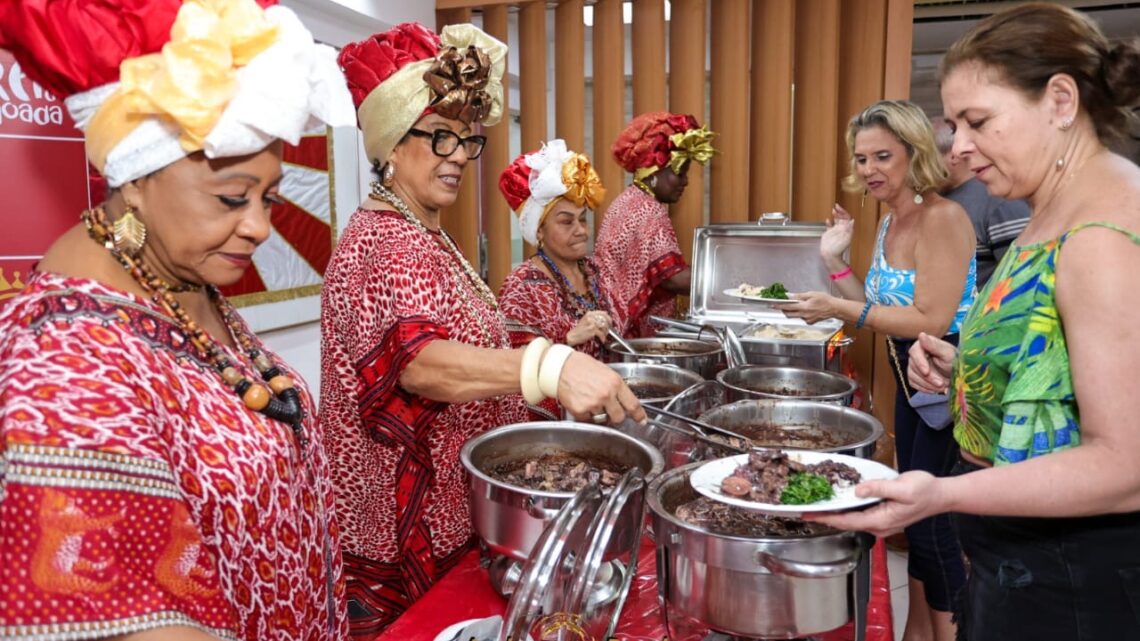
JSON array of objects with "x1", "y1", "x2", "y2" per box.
[{"x1": 377, "y1": 537, "x2": 894, "y2": 641}]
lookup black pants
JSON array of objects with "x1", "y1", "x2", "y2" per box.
[
  {"x1": 953, "y1": 461, "x2": 1140, "y2": 640},
  {"x1": 892, "y1": 335, "x2": 966, "y2": 612}
]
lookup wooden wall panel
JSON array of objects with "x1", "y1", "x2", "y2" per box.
[
  {"x1": 555, "y1": 0, "x2": 585, "y2": 151},
  {"x1": 669, "y1": 0, "x2": 706, "y2": 262},
  {"x1": 749, "y1": 0, "x2": 796, "y2": 219},
  {"x1": 837, "y1": 0, "x2": 891, "y2": 459},
  {"x1": 592, "y1": 0, "x2": 626, "y2": 232},
  {"x1": 631, "y1": 0, "x2": 667, "y2": 114},
  {"x1": 518, "y1": 0, "x2": 547, "y2": 255},
  {"x1": 482, "y1": 4, "x2": 511, "y2": 291},
  {"x1": 436, "y1": 7, "x2": 479, "y2": 264},
  {"x1": 791, "y1": 0, "x2": 840, "y2": 223},
  {"x1": 709, "y1": 0, "x2": 750, "y2": 223}
]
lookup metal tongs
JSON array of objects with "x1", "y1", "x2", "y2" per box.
[
  {"x1": 640, "y1": 404, "x2": 753, "y2": 448},
  {"x1": 649, "y1": 315, "x2": 748, "y2": 368},
  {"x1": 607, "y1": 328, "x2": 640, "y2": 355}
]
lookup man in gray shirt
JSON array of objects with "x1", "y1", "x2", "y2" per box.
[{"x1": 934, "y1": 120, "x2": 1031, "y2": 286}]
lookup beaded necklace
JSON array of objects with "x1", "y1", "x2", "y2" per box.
[
  {"x1": 370, "y1": 182, "x2": 508, "y2": 348},
  {"x1": 535, "y1": 248, "x2": 604, "y2": 318},
  {"x1": 82, "y1": 207, "x2": 307, "y2": 454}
]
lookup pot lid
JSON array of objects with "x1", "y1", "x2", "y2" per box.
[
  {"x1": 564, "y1": 468, "x2": 647, "y2": 640},
  {"x1": 499, "y1": 483, "x2": 600, "y2": 641},
  {"x1": 689, "y1": 223, "x2": 844, "y2": 324},
  {"x1": 500, "y1": 469, "x2": 648, "y2": 641}
]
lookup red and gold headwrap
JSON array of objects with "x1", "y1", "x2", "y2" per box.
[
  {"x1": 499, "y1": 140, "x2": 604, "y2": 245},
  {"x1": 339, "y1": 22, "x2": 506, "y2": 167},
  {"x1": 611, "y1": 111, "x2": 716, "y2": 192},
  {"x1": 0, "y1": 0, "x2": 355, "y2": 187}
]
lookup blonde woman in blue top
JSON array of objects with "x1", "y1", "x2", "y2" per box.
[{"x1": 782, "y1": 100, "x2": 976, "y2": 641}]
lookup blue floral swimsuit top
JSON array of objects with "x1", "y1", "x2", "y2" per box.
[{"x1": 864, "y1": 214, "x2": 977, "y2": 334}]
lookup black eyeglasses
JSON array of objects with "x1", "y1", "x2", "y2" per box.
[{"x1": 406, "y1": 128, "x2": 487, "y2": 159}]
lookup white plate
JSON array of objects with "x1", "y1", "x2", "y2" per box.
[
  {"x1": 689, "y1": 451, "x2": 899, "y2": 514},
  {"x1": 723, "y1": 287, "x2": 796, "y2": 305}
]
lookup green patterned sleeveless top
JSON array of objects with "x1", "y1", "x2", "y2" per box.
[{"x1": 951, "y1": 222, "x2": 1140, "y2": 465}]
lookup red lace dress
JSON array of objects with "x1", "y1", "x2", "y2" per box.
[
  {"x1": 320, "y1": 208, "x2": 527, "y2": 638},
  {"x1": 0, "y1": 273, "x2": 346, "y2": 641},
  {"x1": 498, "y1": 257, "x2": 623, "y2": 420},
  {"x1": 593, "y1": 185, "x2": 688, "y2": 337}
]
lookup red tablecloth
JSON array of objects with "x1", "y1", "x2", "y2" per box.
[{"x1": 377, "y1": 538, "x2": 894, "y2": 641}]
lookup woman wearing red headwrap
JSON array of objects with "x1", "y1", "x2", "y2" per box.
[
  {"x1": 0, "y1": 1, "x2": 355, "y2": 640},
  {"x1": 497, "y1": 140, "x2": 625, "y2": 420},
  {"x1": 321, "y1": 24, "x2": 643, "y2": 637},
  {"x1": 594, "y1": 112, "x2": 716, "y2": 337}
]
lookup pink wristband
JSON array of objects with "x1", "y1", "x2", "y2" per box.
[{"x1": 829, "y1": 267, "x2": 853, "y2": 281}]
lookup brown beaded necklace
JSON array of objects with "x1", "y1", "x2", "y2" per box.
[{"x1": 82, "y1": 206, "x2": 307, "y2": 451}]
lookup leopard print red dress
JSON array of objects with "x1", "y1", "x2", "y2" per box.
[
  {"x1": 593, "y1": 185, "x2": 688, "y2": 337},
  {"x1": 320, "y1": 207, "x2": 527, "y2": 638},
  {"x1": 498, "y1": 257, "x2": 624, "y2": 420},
  {"x1": 0, "y1": 273, "x2": 345, "y2": 641}
]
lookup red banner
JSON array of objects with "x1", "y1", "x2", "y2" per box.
[
  {"x1": 0, "y1": 48, "x2": 334, "y2": 310},
  {"x1": 0, "y1": 49, "x2": 90, "y2": 304}
]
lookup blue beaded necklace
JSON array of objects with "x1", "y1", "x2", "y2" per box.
[{"x1": 536, "y1": 248, "x2": 604, "y2": 317}]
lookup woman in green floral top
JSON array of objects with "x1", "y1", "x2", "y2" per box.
[{"x1": 811, "y1": 5, "x2": 1140, "y2": 641}]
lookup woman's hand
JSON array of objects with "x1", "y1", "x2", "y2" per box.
[
  {"x1": 820, "y1": 203, "x2": 855, "y2": 263},
  {"x1": 566, "y1": 311, "x2": 612, "y2": 347},
  {"x1": 908, "y1": 332, "x2": 957, "y2": 393},
  {"x1": 557, "y1": 351, "x2": 646, "y2": 424},
  {"x1": 779, "y1": 291, "x2": 837, "y2": 324},
  {"x1": 802, "y1": 471, "x2": 946, "y2": 537}
]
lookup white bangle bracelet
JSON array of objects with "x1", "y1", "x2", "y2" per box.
[
  {"x1": 538, "y1": 344, "x2": 575, "y2": 399},
  {"x1": 520, "y1": 337, "x2": 552, "y2": 404}
]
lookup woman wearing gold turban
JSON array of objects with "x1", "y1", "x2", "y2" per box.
[
  {"x1": 594, "y1": 111, "x2": 716, "y2": 337},
  {"x1": 321, "y1": 24, "x2": 643, "y2": 636},
  {"x1": 0, "y1": 1, "x2": 354, "y2": 639},
  {"x1": 497, "y1": 141, "x2": 624, "y2": 420}
]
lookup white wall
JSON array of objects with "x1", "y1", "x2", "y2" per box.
[{"x1": 255, "y1": 0, "x2": 432, "y2": 400}]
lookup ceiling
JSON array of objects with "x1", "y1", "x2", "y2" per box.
[{"x1": 910, "y1": 1, "x2": 1140, "y2": 117}]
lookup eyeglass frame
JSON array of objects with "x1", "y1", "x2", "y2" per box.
[{"x1": 405, "y1": 128, "x2": 487, "y2": 159}]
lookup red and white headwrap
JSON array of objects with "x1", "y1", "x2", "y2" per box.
[
  {"x1": 499, "y1": 140, "x2": 605, "y2": 245},
  {"x1": 338, "y1": 22, "x2": 506, "y2": 168},
  {"x1": 0, "y1": 0, "x2": 355, "y2": 188},
  {"x1": 611, "y1": 111, "x2": 716, "y2": 192}
]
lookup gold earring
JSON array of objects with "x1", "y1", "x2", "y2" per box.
[
  {"x1": 113, "y1": 205, "x2": 147, "y2": 256},
  {"x1": 382, "y1": 163, "x2": 396, "y2": 187}
]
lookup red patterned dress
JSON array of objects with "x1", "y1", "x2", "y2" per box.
[
  {"x1": 594, "y1": 185, "x2": 688, "y2": 337},
  {"x1": 320, "y1": 208, "x2": 527, "y2": 638},
  {"x1": 0, "y1": 273, "x2": 346, "y2": 641},
  {"x1": 498, "y1": 257, "x2": 623, "y2": 420}
]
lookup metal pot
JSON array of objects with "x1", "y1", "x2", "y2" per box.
[
  {"x1": 717, "y1": 365, "x2": 858, "y2": 406},
  {"x1": 696, "y1": 399, "x2": 883, "y2": 460},
  {"x1": 649, "y1": 462, "x2": 868, "y2": 638},
  {"x1": 606, "y1": 337, "x2": 724, "y2": 379},
  {"x1": 608, "y1": 362, "x2": 704, "y2": 407},
  {"x1": 460, "y1": 422, "x2": 664, "y2": 563}
]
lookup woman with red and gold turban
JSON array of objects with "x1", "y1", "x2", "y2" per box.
[
  {"x1": 0, "y1": 1, "x2": 354, "y2": 640},
  {"x1": 594, "y1": 111, "x2": 716, "y2": 337},
  {"x1": 321, "y1": 25, "x2": 643, "y2": 637},
  {"x1": 497, "y1": 140, "x2": 625, "y2": 420}
]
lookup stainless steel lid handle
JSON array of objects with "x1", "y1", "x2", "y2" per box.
[
  {"x1": 525, "y1": 495, "x2": 562, "y2": 520},
  {"x1": 755, "y1": 548, "x2": 863, "y2": 578}
]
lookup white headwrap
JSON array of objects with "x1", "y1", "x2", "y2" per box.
[{"x1": 64, "y1": 4, "x2": 354, "y2": 187}]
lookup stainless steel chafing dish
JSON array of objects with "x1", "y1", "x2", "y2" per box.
[{"x1": 665, "y1": 218, "x2": 854, "y2": 372}]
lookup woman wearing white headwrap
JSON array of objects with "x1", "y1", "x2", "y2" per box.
[
  {"x1": 0, "y1": 1, "x2": 355, "y2": 640},
  {"x1": 497, "y1": 140, "x2": 624, "y2": 421}
]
